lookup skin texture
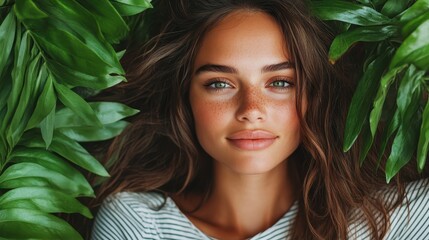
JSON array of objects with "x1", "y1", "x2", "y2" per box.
[{"x1": 176, "y1": 10, "x2": 302, "y2": 239}]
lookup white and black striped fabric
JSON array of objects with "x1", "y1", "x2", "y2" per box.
[{"x1": 91, "y1": 178, "x2": 429, "y2": 239}]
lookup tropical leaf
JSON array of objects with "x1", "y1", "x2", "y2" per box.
[
  {"x1": 59, "y1": 121, "x2": 129, "y2": 142},
  {"x1": 10, "y1": 147, "x2": 94, "y2": 197},
  {"x1": 14, "y1": 0, "x2": 126, "y2": 89},
  {"x1": 311, "y1": 0, "x2": 392, "y2": 26},
  {"x1": 0, "y1": 162, "x2": 88, "y2": 196},
  {"x1": 399, "y1": 0, "x2": 429, "y2": 23},
  {"x1": 0, "y1": 187, "x2": 92, "y2": 218},
  {"x1": 3, "y1": 30, "x2": 30, "y2": 149},
  {"x1": 0, "y1": 209, "x2": 82, "y2": 239},
  {"x1": 19, "y1": 130, "x2": 109, "y2": 177},
  {"x1": 370, "y1": 65, "x2": 407, "y2": 137},
  {"x1": 76, "y1": 0, "x2": 129, "y2": 44},
  {"x1": 0, "y1": 0, "x2": 148, "y2": 238},
  {"x1": 24, "y1": 64, "x2": 52, "y2": 130},
  {"x1": 55, "y1": 102, "x2": 139, "y2": 128},
  {"x1": 0, "y1": 10, "x2": 15, "y2": 78},
  {"x1": 417, "y1": 100, "x2": 429, "y2": 171},
  {"x1": 110, "y1": 0, "x2": 153, "y2": 16},
  {"x1": 343, "y1": 47, "x2": 393, "y2": 151},
  {"x1": 381, "y1": 0, "x2": 413, "y2": 17},
  {"x1": 390, "y1": 19, "x2": 429, "y2": 70},
  {"x1": 384, "y1": 65, "x2": 424, "y2": 181},
  {"x1": 329, "y1": 25, "x2": 398, "y2": 62},
  {"x1": 54, "y1": 81, "x2": 102, "y2": 128},
  {"x1": 401, "y1": 11, "x2": 429, "y2": 37},
  {"x1": 40, "y1": 104, "x2": 55, "y2": 148}
]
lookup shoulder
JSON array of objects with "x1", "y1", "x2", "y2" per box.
[
  {"x1": 91, "y1": 192, "x2": 167, "y2": 240},
  {"x1": 91, "y1": 192, "x2": 209, "y2": 240},
  {"x1": 386, "y1": 178, "x2": 429, "y2": 239}
]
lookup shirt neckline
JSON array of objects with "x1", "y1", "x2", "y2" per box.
[{"x1": 164, "y1": 197, "x2": 299, "y2": 239}]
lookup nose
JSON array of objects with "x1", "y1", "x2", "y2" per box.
[{"x1": 235, "y1": 88, "x2": 266, "y2": 123}]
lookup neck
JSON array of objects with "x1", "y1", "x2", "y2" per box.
[{"x1": 178, "y1": 160, "x2": 296, "y2": 239}]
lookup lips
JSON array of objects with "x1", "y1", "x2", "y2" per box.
[{"x1": 226, "y1": 130, "x2": 278, "y2": 150}]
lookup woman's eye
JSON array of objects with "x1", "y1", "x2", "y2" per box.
[
  {"x1": 205, "y1": 81, "x2": 232, "y2": 89},
  {"x1": 269, "y1": 80, "x2": 292, "y2": 88}
]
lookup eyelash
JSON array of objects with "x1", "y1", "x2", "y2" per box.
[
  {"x1": 203, "y1": 78, "x2": 294, "y2": 91},
  {"x1": 203, "y1": 79, "x2": 233, "y2": 91},
  {"x1": 268, "y1": 78, "x2": 294, "y2": 90}
]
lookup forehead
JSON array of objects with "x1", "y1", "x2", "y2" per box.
[{"x1": 194, "y1": 10, "x2": 290, "y2": 67}]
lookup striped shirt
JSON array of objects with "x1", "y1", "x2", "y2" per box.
[{"x1": 91, "y1": 178, "x2": 429, "y2": 239}]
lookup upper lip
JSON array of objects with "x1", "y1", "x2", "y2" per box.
[{"x1": 227, "y1": 130, "x2": 277, "y2": 140}]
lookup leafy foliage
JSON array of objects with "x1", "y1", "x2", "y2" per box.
[
  {"x1": 0, "y1": 0, "x2": 149, "y2": 238},
  {"x1": 311, "y1": 0, "x2": 429, "y2": 182}
]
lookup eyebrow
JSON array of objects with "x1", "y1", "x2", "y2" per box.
[{"x1": 194, "y1": 61, "x2": 294, "y2": 75}]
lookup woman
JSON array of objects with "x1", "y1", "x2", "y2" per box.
[{"x1": 91, "y1": 0, "x2": 429, "y2": 239}]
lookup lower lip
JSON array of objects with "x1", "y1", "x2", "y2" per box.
[{"x1": 227, "y1": 138, "x2": 277, "y2": 151}]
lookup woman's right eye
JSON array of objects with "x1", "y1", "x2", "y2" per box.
[{"x1": 204, "y1": 80, "x2": 232, "y2": 89}]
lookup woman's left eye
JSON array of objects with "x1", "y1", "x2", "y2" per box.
[{"x1": 268, "y1": 80, "x2": 292, "y2": 88}]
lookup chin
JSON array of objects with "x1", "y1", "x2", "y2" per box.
[{"x1": 222, "y1": 158, "x2": 287, "y2": 175}]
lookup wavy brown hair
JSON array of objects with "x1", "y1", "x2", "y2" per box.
[{"x1": 90, "y1": 0, "x2": 427, "y2": 239}]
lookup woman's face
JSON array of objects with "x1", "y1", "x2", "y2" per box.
[{"x1": 189, "y1": 11, "x2": 303, "y2": 175}]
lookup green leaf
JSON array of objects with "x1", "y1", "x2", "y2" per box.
[
  {"x1": 110, "y1": 0, "x2": 153, "y2": 16},
  {"x1": 76, "y1": 0, "x2": 129, "y2": 44},
  {"x1": 50, "y1": 132, "x2": 109, "y2": 177},
  {"x1": 399, "y1": 0, "x2": 429, "y2": 23},
  {"x1": 311, "y1": 1, "x2": 392, "y2": 26},
  {"x1": 0, "y1": 10, "x2": 16, "y2": 78},
  {"x1": 373, "y1": 81, "x2": 399, "y2": 165},
  {"x1": 369, "y1": 65, "x2": 407, "y2": 137},
  {"x1": 356, "y1": 0, "x2": 372, "y2": 6},
  {"x1": 46, "y1": 59, "x2": 125, "y2": 89},
  {"x1": 373, "y1": 0, "x2": 388, "y2": 9},
  {"x1": 15, "y1": 0, "x2": 118, "y2": 68},
  {"x1": 0, "y1": 187, "x2": 92, "y2": 218},
  {"x1": 358, "y1": 121, "x2": 373, "y2": 164},
  {"x1": 385, "y1": 66, "x2": 424, "y2": 181},
  {"x1": 417, "y1": 100, "x2": 429, "y2": 171},
  {"x1": 402, "y1": 11, "x2": 429, "y2": 38},
  {"x1": 55, "y1": 102, "x2": 139, "y2": 128},
  {"x1": 0, "y1": 61, "x2": 12, "y2": 113},
  {"x1": 54, "y1": 81, "x2": 102, "y2": 127},
  {"x1": 7, "y1": 51, "x2": 43, "y2": 148},
  {"x1": 10, "y1": 147, "x2": 94, "y2": 197},
  {"x1": 385, "y1": 116, "x2": 420, "y2": 182},
  {"x1": 19, "y1": 131, "x2": 109, "y2": 177},
  {"x1": 14, "y1": 0, "x2": 126, "y2": 89},
  {"x1": 0, "y1": 162, "x2": 87, "y2": 196},
  {"x1": 343, "y1": 48, "x2": 393, "y2": 151},
  {"x1": 329, "y1": 25, "x2": 398, "y2": 62},
  {"x1": 0, "y1": 208, "x2": 82, "y2": 239},
  {"x1": 59, "y1": 120, "x2": 129, "y2": 142},
  {"x1": 396, "y1": 65, "x2": 425, "y2": 126},
  {"x1": 40, "y1": 102, "x2": 55, "y2": 148},
  {"x1": 390, "y1": 19, "x2": 429, "y2": 70},
  {"x1": 381, "y1": 0, "x2": 412, "y2": 18},
  {"x1": 25, "y1": 67, "x2": 54, "y2": 130},
  {"x1": 4, "y1": 31, "x2": 31, "y2": 148},
  {"x1": 30, "y1": 30, "x2": 124, "y2": 89},
  {"x1": 13, "y1": 0, "x2": 48, "y2": 20}
]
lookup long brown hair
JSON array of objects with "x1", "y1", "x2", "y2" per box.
[{"x1": 92, "y1": 0, "x2": 426, "y2": 239}]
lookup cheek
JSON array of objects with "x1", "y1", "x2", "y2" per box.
[
  {"x1": 272, "y1": 98, "x2": 301, "y2": 136},
  {"x1": 192, "y1": 99, "x2": 221, "y2": 120}
]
